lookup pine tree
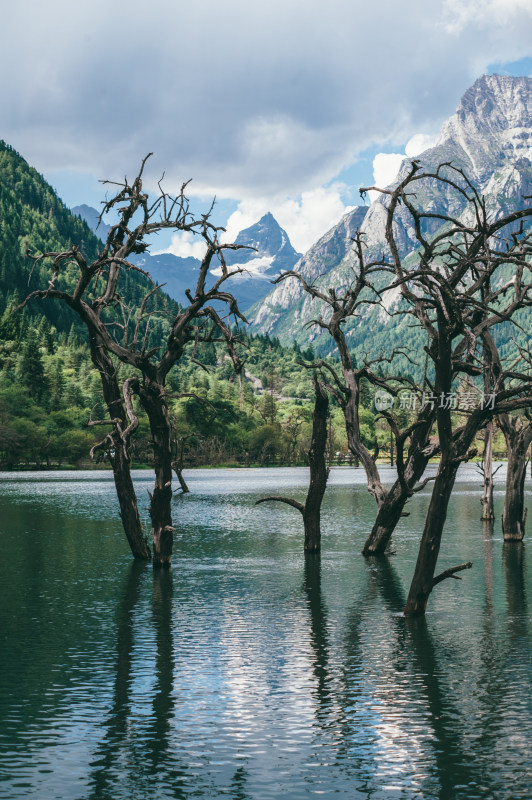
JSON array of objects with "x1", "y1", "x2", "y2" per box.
[
  {"x1": 16, "y1": 327, "x2": 48, "y2": 404},
  {"x1": 50, "y1": 359, "x2": 65, "y2": 408}
]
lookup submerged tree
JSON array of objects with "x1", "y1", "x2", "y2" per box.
[
  {"x1": 479, "y1": 420, "x2": 498, "y2": 521},
  {"x1": 274, "y1": 233, "x2": 439, "y2": 556},
  {"x1": 364, "y1": 161, "x2": 532, "y2": 616},
  {"x1": 482, "y1": 333, "x2": 532, "y2": 540},
  {"x1": 256, "y1": 374, "x2": 329, "y2": 552},
  {"x1": 500, "y1": 412, "x2": 532, "y2": 540},
  {"x1": 22, "y1": 155, "x2": 247, "y2": 565}
]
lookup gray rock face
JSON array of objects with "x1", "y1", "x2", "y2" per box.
[
  {"x1": 250, "y1": 206, "x2": 368, "y2": 335},
  {"x1": 225, "y1": 212, "x2": 301, "y2": 272},
  {"x1": 248, "y1": 74, "x2": 532, "y2": 350},
  {"x1": 219, "y1": 213, "x2": 301, "y2": 310},
  {"x1": 436, "y1": 74, "x2": 532, "y2": 182}
]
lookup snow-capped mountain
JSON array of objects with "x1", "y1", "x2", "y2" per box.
[
  {"x1": 72, "y1": 206, "x2": 300, "y2": 312},
  {"x1": 215, "y1": 213, "x2": 301, "y2": 309},
  {"x1": 247, "y1": 75, "x2": 532, "y2": 359}
]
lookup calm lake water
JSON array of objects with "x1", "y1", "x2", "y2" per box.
[{"x1": 0, "y1": 466, "x2": 530, "y2": 800}]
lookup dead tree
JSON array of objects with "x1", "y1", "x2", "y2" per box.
[
  {"x1": 22, "y1": 155, "x2": 248, "y2": 565},
  {"x1": 499, "y1": 349, "x2": 532, "y2": 542},
  {"x1": 275, "y1": 237, "x2": 439, "y2": 555},
  {"x1": 500, "y1": 413, "x2": 532, "y2": 539},
  {"x1": 256, "y1": 375, "x2": 329, "y2": 551},
  {"x1": 170, "y1": 426, "x2": 192, "y2": 494},
  {"x1": 482, "y1": 334, "x2": 532, "y2": 540},
  {"x1": 479, "y1": 349, "x2": 497, "y2": 521},
  {"x1": 88, "y1": 341, "x2": 150, "y2": 560},
  {"x1": 478, "y1": 420, "x2": 501, "y2": 521},
  {"x1": 364, "y1": 160, "x2": 532, "y2": 616}
]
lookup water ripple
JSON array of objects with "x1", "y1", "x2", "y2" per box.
[{"x1": 0, "y1": 468, "x2": 531, "y2": 799}]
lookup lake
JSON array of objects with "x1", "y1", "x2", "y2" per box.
[{"x1": 0, "y1": 466, "x2": 530, "y2": 800}]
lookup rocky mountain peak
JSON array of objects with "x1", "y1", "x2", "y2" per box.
[
  {"x1": 452, "y1": 74, "x2": 532, "y2": 131},
  {"x1": 248, "y1": 74, "x2": 532, "y2": 353},
  {"x1": 435, "y1": 74, "x2": 532, "y2": 179},
  {"x1": 227, "y1": 213, "x2": 301, "y2": 270},
  {"x1": 72, "y1": 204, "x2": 111, "y2": 241},
  {"x1": 72, "y1": 202, "x2": 300, "y2": 311}
]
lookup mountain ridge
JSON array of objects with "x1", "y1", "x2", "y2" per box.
[{"x1": 247, "y1": 74, "x2": 532, "y2": 368}]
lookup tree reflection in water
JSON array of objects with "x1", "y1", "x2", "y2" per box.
[
  {"x1": 332, "y1": 556, "x2": 481, "y2": 798},
  {"x1": 86, "y1": 562, "x2": 148, "y2": 799},
  {"x1": 503, "y1": 542, "x2": 528, "y2": 637},
  {"x1": 85, "y1": 564, "x2": 188, "y2": 799},
  {"x1": 302, "y1": 554, "x2": 331, "y2": 712}
]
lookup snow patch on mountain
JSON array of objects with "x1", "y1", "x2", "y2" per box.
[{"x1": 211, "y1": 254, "x2": 275, "y2": 278}]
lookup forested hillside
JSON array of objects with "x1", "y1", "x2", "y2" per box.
[
  {"x1": 0, "y1": 141, "x2": 368, "y2": 469},
  {"x1": 0, "y1": 140, "x2": 178, "y2": 340},
  {"x1": 0, "y1": 318, "x2": 363, "y2": 469},
  {"x1": 0, "y1": 141, "x2": 514, "y2": 471}
]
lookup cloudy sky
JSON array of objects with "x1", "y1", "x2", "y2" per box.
[{"x1": 3, "y1": 0, "x2": 532, "y2": 254}]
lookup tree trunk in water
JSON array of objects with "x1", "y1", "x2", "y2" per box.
[
  {"x1": 404, "y1": 458, "x2": 460, "y2": 617},
  {"x1": 113, "y1": 445, "x2": 151, "y2": 560},
  {"x1": 499, "y1": 418, "x2": 532, "y2": 542},
  {"x1": 362, "y1": 480, "x2": 410, "y2": 555},
  {"x1": 139, "y1": 380, "x2": 174, "y2": 567},
  {"x1": 303, "y1": 512, "x2": 322, "y2": 552},
  {"x1": 255, "y1": 378, "x2": 329, "y2": 552},
  {"x1": 481, "y1": 422, "x2": 495, "y2": 521},
  {"x1": 303, "y1": 378, "x2": 329, "y2": 552},
  {"x1": 174, "y1": 467, "x2": 190, "y2": 494},
  {"x1": 502, "y1": 439, "x2": 529, "y2": 541},
  {"x1": 362, "y1": 409, "x2": 436, "y2": 555},
  {"x1": 89, "y1": 336, "x2": 150, "y2": 561}
]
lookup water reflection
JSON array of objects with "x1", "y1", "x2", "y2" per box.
[
  {"x1": 86, "y1": 562, "x2": 147, "y2": 799},
  {"x1": 302, "y1": 554, "x2": 330, "y2": 710},
  {"x1": 1, "y1": 469, "x2": 531, "y2": 799},
  {"x1": 405, "y1": 616, "x2": 480, "y2": 799},
  {"x1": 149, "y1": 569, "x2": 176, "y2": 778},
  {"x1": 482, "y1": 520, "x2": 495, "y2": 611},
  {"x1": 338, "y1": 556, "x2": 481, "y2": 798},
  {"x1": 503, "y1": 542, "x2": 528, "y2": 634},
  {"x1": 367, "y1": 555, "x2": 405, "y2": 613},
  {"x1": 229, "y1": 763, "x2": 251, "y2": 800},
  {"x1": 86, "y1": 565, "x2": 186, "y2": 799}
]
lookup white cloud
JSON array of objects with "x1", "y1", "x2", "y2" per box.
[
  {"x1": 2, "y1": 0, "x2": 532, "y2": 250},
  {"x1": 224, "y1": 184, "x2": 354, "y2": 253},
  {"x1": 368, "y1": 132, "x2": 440, "y2": 201},
  {"x1": 366, "y1": 153, "x2": 404, "y2": 203},
  {"x1": 5, "y1": 0, "x2": 532, "y2": 200},
  {"x1": 152, "y1": 231, "x2": 207, "y2": 260},
  {"x1": 443, "y1": 0, "x2": 532, "y2": 33},
  {"x1": 405, "y1": 133, "x2": 438, "y2": 157},
  {"x1": 373, "y1": 153, "x2": 405, "y2": 188},
  {"x1": 275, "y1": 186, "x2": 354, "y2": 252}
]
